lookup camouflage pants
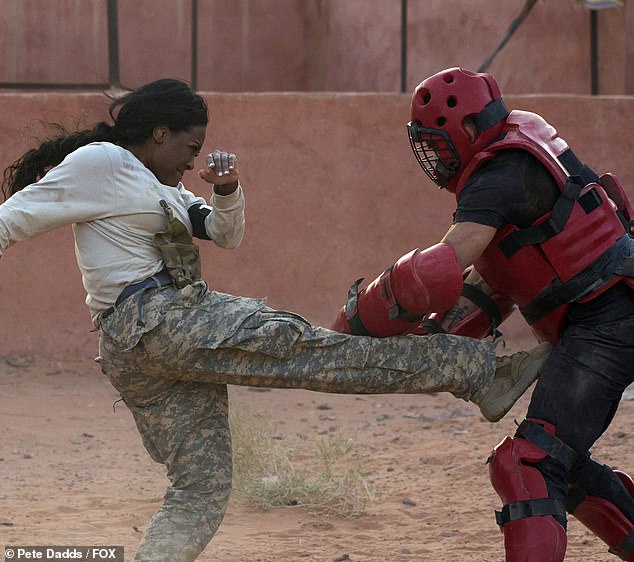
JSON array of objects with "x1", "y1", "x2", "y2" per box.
[{"x1": 97, "y1": 282, "x2": 495, "y2": 562}]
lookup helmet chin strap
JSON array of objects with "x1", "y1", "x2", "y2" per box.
[
  {"x1": 434, "y1": 161, "x2": 454, "y2": 187},
  {"x1": 475, "y1": 98, "x2": 510, "y2": 134}
]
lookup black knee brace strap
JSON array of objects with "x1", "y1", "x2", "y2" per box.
[
  {"x1": 496, "y1": 497, "x2": 567, "y2": 527},
  {"x1": 516, "y1": 420, "x2": 580, "y2": 472}
]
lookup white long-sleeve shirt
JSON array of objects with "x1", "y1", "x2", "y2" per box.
[{"x1": 0, "y1": 142, "x2": 245, "y2": 312}]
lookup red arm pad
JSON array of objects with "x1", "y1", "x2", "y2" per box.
[
  {"x1": 600, "y1": 173, "x2": 633, "y2": 222},
  {"x1": 331, "y1": 243, "x2": 463, "y2": 337}
]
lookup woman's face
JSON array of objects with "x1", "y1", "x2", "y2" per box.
[{"x1": 149, "y1": 125, "x2": 207, "y2": 186}]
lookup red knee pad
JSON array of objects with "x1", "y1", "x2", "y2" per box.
[{"x1": 489, "y1": 429, "x2": 567, "y2": 562}]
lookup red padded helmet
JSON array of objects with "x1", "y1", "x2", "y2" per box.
[{"x1": 407, "y1": 67, "x2": 509, "y2": 193}]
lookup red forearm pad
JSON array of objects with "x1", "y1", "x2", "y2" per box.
[
  {"x1": 357, "y1": 243, "x2": 463, "y2": 335},
  {"x1": 389, "y1": 243, "x2": 463, "y2": 313},
  {"x1": 331, "y1": 243, "x2": 463, "y2": 337}
]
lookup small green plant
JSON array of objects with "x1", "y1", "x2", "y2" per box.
[{"x1": 229, "y1": 404, "x2": 377, "y2": 518}]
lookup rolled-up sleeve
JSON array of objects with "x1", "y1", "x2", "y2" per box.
[{"x1": 206, "y1": 184, "x2": 245, "y2": 248}]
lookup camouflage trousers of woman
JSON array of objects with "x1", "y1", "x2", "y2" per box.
[{"x1": 97, "y1": 281, "x2": 495, "y2": 562}]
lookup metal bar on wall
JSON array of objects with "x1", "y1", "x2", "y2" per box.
[
  {"x1": 401, "y1": 0, "x2": 407, "y2": 93},
  {"x1": 0, "y1": 83, "x2": 110, "y2": 90},
  {"x1": 191, "y1": 0, "x2": 198, "y2": 89},
  {"x1": 590, "y1": 9, "x2": 599, "y2": 95},
  {"x1": 107, "y1": 0, "x2": 120, "y2": 87}
]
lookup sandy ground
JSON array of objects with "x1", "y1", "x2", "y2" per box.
[{"x1": 1, "y1": 353, "x2": 632, "y2": 562}]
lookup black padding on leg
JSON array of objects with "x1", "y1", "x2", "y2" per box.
[
  {"x1": 565, "y1": 483, "x2": 587, "y2": 514},
  {"x1": 571, "y1": 458, "x2": 634, "y2": 523}
]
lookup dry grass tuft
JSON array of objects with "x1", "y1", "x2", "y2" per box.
[{"x1": 229, "y1": 404, "x2": 377, "y2": 518}]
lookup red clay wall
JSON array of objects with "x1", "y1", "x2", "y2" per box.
[
  {"x1": 0, "y1": 0, "x2": 631, "y2": 94},
  {"x1": 1, "y1": 92, "x2": 633, "y2": 359}
]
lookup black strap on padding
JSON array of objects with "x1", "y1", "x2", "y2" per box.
[
  {"x1": 558, "y1": 148, "x2": 600, "y2": 186},
  {"x1": 520, "y1": 234, "x2": 634, "y2": 324},
  {"x1": 498, "y1": 148, "x2": 600, "y2": 258},
  {"x1": 577, "y1": 188, "x2": 602, "y2": 215},
  {"x1": 474, "y1": 98, "x2": 510, "y2": 134},
  {"x1": 420, "y1": 317, "x2": 445, "y2": 334},
  {"x1": 343, "y1": 278, "x2": 372, "y2": 336},
  {"x1": 418, "y1": 282, "x2": 503, "y2": 335},
  {"x1": 499, "y1": 174, "x2": 585, "y2": 258},
  {"x1": 347, "y1": 313, "x2": 371, "y2": 337},
  {"x1": 460, "y1": 283, "x2": 503, "y2": 330},
  {"x1": 495, "y1": 498, "x2": 567, "y2": 527},
  {"x1": 519, "y1": 278, "x2": 570, "y2": 326},
  {"x1": 399, "y1": 310, "x2": 424, "y2": 323},
  {"x1": 379, "y1": 266, "x2": 423, "y2": 324},
  {"x1": 516, "y1": 420, "x2": 580, "y2": 471}
]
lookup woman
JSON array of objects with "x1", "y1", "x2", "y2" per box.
[{"x1": 0, "y1": 79, "x2": 550, "y2": 562}]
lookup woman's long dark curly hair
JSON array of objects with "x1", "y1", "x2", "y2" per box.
[{"x1": 2, "y1": 78, "x2": 208, "y2": 201}]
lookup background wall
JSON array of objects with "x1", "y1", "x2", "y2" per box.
[
  {"x1": 0, "y1": 0, "x2": 632, "y2": 94},
  {"x1": 1, "y1": 92, "x2": 633, "y2": 359}
]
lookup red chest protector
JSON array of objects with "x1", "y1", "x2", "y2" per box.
[{"x1": 456, "y1": 111, "x2": 634, "y2": 343}]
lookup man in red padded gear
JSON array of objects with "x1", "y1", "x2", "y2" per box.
[{"x1": 332, "y1": 67, "x2": 634, "y2": 561}]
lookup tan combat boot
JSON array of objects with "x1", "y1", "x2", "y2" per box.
[{"x1": 475, "y1": 342, "x2": 553, "y2": 422}]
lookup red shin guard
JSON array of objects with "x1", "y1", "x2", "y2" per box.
[{"x1": 569, "y1": 471, "x2": 634, "y2": 561}]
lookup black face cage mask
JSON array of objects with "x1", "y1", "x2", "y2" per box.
[{"x1": 407, "y1": 122, "x2": 461, "y2": 188}]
